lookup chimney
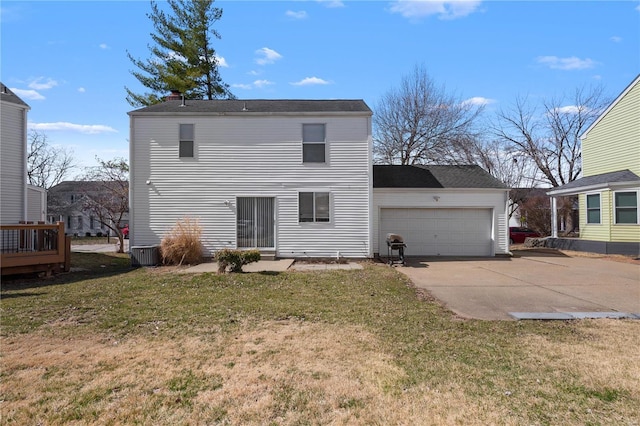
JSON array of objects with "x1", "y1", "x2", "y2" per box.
[{"x1": 166, "y1": 90, "x2": 182, "y2": 101}]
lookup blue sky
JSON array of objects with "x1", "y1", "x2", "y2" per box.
[{"x1": 2, "y1": 1, "x2": 639, "y2": 175}]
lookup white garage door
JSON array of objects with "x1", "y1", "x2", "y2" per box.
[{"x1": 380, "y1": 208, "x2": 493, "y2": 256}]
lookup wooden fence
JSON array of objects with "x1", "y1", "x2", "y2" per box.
[{"x1": 1, "y1": 222, "x2": 71, "y2": 276}]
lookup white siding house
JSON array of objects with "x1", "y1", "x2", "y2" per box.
[
  {"x1": 1, "y1": 83, "x2": 29, "y2": 224},
  {"x1": 129, "y1": 99, "x2": 373, "y2": 258}
]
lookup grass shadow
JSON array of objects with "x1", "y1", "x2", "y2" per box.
[{"x1": 1, "y1": 252, "x2": 133, "y2": 292}]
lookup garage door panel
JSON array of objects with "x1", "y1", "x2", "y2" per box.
[{"x1": 380, "y1": 208, "x2": 492, "y2": 256}]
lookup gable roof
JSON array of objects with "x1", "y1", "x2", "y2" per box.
[
  {"x1": 49, "y1": 180, "x2": 129, "y2": 194},
  {"x1": 373, "y1": 165, "x2": 508, "y2": 189},
  {"x1": 0, "y1": 82, "x2": 30, "y2": 109},
  {"x1": 580, "y1": 74, "x2": 640, "y2": 140},
  {"x1": 547, "y1": 169, "x2": 640, "y2": 196},
  {"x1": 129, "y1": 99, "x2": 372, "y2": 115}
]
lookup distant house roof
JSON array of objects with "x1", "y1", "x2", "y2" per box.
[
  {"x1": 373, "y1": 165, "x2": 508, "y2": 189},
  {"x1": 49, "y1": 180, "x2": 129, "y2": 194},
  {"x1": 129, "y1": 99, "x2": 372, "y2": 115},
  {"x1": 0, "y1": 83, "x2": 30, "y2": 109},
  {"x1": 547, "y1": 169, "x2": 640, "y2": 196}
]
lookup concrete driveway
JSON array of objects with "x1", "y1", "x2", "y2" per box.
[{"x1": 398, "y1": 250, "x2": 640, "y2": 320}]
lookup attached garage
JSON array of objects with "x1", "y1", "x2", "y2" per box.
[{"x1": 373, "y1": 165, "x2": 510, "y2": 257}]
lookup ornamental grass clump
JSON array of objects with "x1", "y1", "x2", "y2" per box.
[
  {"x1": 215, "y1": 249, "x2": 261, "y2": 273},
  {"x1": 160, "y1": 217, "x2": 204, "y2": 266}
]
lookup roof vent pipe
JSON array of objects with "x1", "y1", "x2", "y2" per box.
[{"x1": 180, "y1": 93, "x2": 186, "y2": 107}]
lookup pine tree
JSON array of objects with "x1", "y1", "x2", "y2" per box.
[{"x1": 126, "y1": 0, "x2": 233, "y2": 107}]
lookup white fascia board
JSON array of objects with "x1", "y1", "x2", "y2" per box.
[{"x1": 547, "y1": 180, "x2": 640, "y2": 196}]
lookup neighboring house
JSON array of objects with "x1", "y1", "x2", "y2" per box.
[
  {"x1": 1, "y1": 83, "x2": 29, "y2": 224},
  {"x1": 48, "y1": 181, "x2": 129, "y2": 236},
  {"x1": 373, "y1": 165, "x2": 510, "y2": 257},
  {"x1": 128, "y1": 96, "x2": 511, "y2": 260},
  {"x1": 547, "y1": 74, "x2": 640, "y2": 255}
]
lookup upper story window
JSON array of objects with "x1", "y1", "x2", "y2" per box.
[
  {"x1": 614, "y1": 191, "x2": 638, "y2": 224},
  {"x1": 586, "y1": 193, "x2": 601, "y2": 224},
  {"x1": 299, "y1": 192, "x2": 330, "y2": 223},
  {"x1": 179, "y1": 124, "x2": 194, "y2": 158},
  {"x1": 302, "y1": 124, "x2": 326, "y2": 163}
]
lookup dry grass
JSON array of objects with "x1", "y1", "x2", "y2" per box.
[
  {"x1": 160, "y1": 217, "x2": 204, "y2": 265},
  {"x1": 1, "y1": 253, "x2": 639, "y2": 425}
]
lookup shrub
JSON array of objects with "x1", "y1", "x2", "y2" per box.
[
  {"x1": 96, "y1": 232, "x2": 103, "y2": 237},
  {"x1": 160, "y1": 217, "x2": 204, "y2": 266},
  {"x1": 85, "y1": 232, "x2": 92, "y2": 237},
  {"x1": 215, "y1": 249, "x2": 261, "y2": 273}
]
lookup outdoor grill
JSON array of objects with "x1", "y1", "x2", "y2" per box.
[{"x1": 386, "y1": 233, "x2": 406, "y2": 266}]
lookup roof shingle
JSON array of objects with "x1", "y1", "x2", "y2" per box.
[{"x1": 373, "y1": 165, "x2": 508, "y2": 189}]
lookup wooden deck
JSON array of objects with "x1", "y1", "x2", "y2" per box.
[{"x1": 1, "y1": 222, "x2": 71, "y2": 276}]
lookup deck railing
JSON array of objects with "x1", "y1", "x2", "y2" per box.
[{"x1": 1, "y1": 222, "x2": 70, "y2": 276}]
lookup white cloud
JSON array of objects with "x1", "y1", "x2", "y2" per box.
[
  {"x1": 286, "y1": 10, "x2": 308, "y2": 19},
  {"x1": 247, "y1": 70, "x2": 261, "y2": 76},
  {"x1": 231, "y1": 83, "x2": 253, "y2": 90},
  {"x1": 78, "y1": 87, "x2": 86, "y2": 93},
  {"x1": 610, "y1": 36, "x2": 622, "y2": 43},
  {"x1": 11, "y1": 88, "x2": 45, "y2": 100},
  {"x1": 462, "y1": 96, "x2": 495, "y2": 106},
  {"x1": 99, "y1": 43, "x2": 109, "y2": 49},
  {"x1": 553, "y1": 105, "x2": 589, "y2": 115},
  {"x1": 536, "y1": 56, "x2": 597, "y2": 70},
  {"x1": 253, "y1": 79, "x2": 274, "y2": 88},
  {"x1": 290, "y1": 77, "x2": 331, "y2": 86},
  {"x1": 255, "y1": 47, "x2": 283, "y2": 65},
  {"x1": 215, "y1": 55, "x2": 229, "y2": 67},
  {"x1": 317, "y1": 0, "x2": 345, "y2": 7},
  {"x1": 389, "y1": 0, "x2": 482, "y2": 20},
  {"x1": 29, "y1": 122, "x2": 117, "y2": 134},
  {"x1": 231, "y1": 80, "x2": 275, "y2": 90},
  {"x1": 28, "y1": 77, "x2": 58, "y2": 90}
]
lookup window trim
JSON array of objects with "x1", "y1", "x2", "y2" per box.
[
  {"x1": 179, "y1": 123, "x2": 195, "y2": 159},
  {"x1": 302, "y1": 123, "x2": 327, "y2": 164},
  {"x1": 298, "y1": 191, "x2": 331, "y2": 223},
  {"x1": 613, "y1": 190, "x2": 639, "y2": 225},
  {"x1": 585, "y1": 192, "x2": 601, "y2": 225}
]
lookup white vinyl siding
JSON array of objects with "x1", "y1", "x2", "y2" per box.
[
  {"x1": 373, "y1": 188, "x2": 509, "y2": 256},
  {"x1": 1, "y1": 101, "x2": 27, "y2": 224},
  {"x1": 129, "y1": 113, "x2": 372, "y2": 258}
]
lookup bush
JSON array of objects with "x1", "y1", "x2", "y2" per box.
[
  {"x1": 96, "y1": 232, "x2": 103, "y2": 237},
  {"x1": 85, "y1": 232, "x2": 92, "y2": 237},
  {"x1": 160, "y1": 217, "x2": 204, "y2": 266},
  {"x1": 215, "y1": 249, "x2": 261, "y2": 273}
]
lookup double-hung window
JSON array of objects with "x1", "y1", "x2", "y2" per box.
[
  {"x1": 614, "y1": 191, "x2": 638, "y2": 224},
  {"x1": 586, "y1": 193, "x2": 601, "y2": 224},
  {"x1": 179, "y1": 124, "x2": 194, "y2": 158},
  {"x1": 302, "y1": 124, "x2": 326, "y2": 163},
  {"x1": 299, "y1": 192, "x2": 330, "y2": 222}
]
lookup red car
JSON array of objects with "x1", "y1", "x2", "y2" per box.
[{"x1": 509, "y1": 227, "x2": 540, "y2": 244}]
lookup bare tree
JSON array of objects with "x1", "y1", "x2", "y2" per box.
[
  {"x1": 373, "y1": 64, "x2": 485, "y2": 165},
  {"x1": 27, "y1": 130, "x2": 76, "y2": 189},
  {"x1": 493, "y1": 85, "x2": 608, "y2": 188},
  {"x1": 81, "y1": 157, "x2": 129, "y2": 253}
]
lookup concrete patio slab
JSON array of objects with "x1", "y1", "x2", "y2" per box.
[{"x1": 178, "y1": 259, "x2": 294, "y2": 274}]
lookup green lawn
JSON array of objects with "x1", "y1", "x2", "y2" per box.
[{"x1": 1, "y1": 252, "x2": 638, "y2": 425}]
